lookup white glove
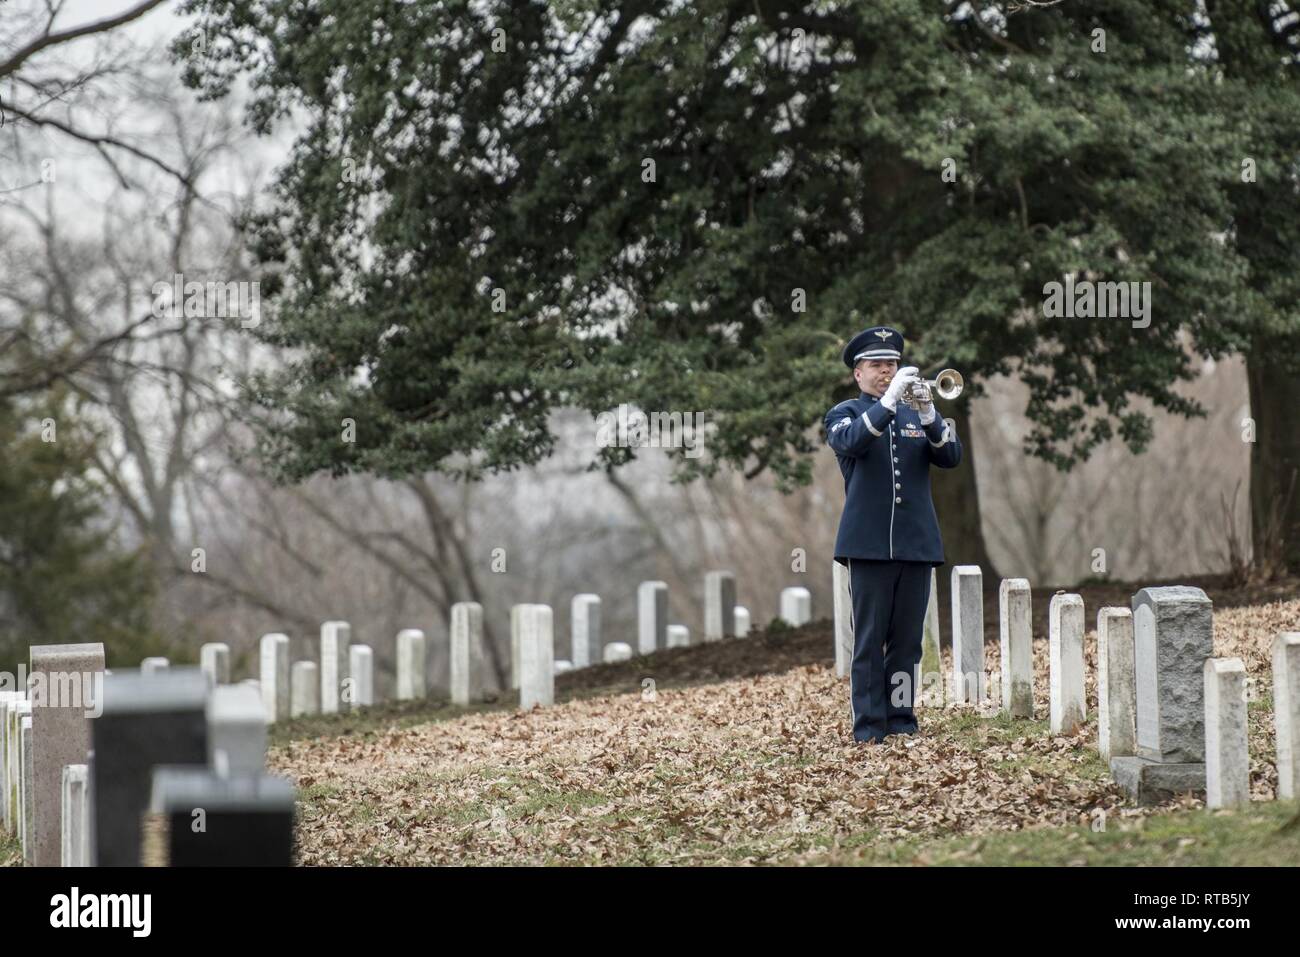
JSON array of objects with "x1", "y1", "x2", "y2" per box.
[
  {"x1": 880, "y1": 366, "x2": 920, "y2": 412},
  {"x1": 914, "y1": 382, "x2": 936, "y2": 423}
]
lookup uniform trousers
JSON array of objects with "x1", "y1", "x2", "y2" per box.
[{"x1": 846, "y1": 558, "x2": 933, "y2": 743}]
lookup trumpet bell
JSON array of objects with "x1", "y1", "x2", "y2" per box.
[{"x1": 933, "y1": 369, "x2": 963, "y2": 401}]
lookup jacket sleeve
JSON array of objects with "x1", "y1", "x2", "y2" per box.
[
  {"x1": 924, "y1": 414, "x2": 962, "y2": 468},
  {"x1": 825, "y1": 402, "x2": 895, "y2": 458}
]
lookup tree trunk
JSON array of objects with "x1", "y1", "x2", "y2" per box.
[
  {"x1": 1245, "y1": 348, "x2": 1300, "y2": 576},
  {"x1": 930, "y1": 396, "x2": 1000, "y2": 639}
]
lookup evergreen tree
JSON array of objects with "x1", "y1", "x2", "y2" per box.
[
  {"x1": 174, "y1": 1, "x2": 1300, "y2": 573},
  {"x1": 0, "y1": 392, "x2": 160, "y2": 674}
]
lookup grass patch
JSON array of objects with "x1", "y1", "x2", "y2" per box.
[
  {"x1": 298, "y1": 781, "x2": 341, "y2": 802},
  {"x1": 939, "y1": 707, "x2": 1112, "y2": 781},
  {"x1": 512, "y1": 786, "x2": 606, "y2": 818},
  {"x1": 0, "y1": 831, "x2": 20, "y2": 867},
  {"x1": 821, "y1": 799, "x2": 1300, "y2": 866},
  {"x1": 944, "y1": 708, "x2": 1049, "y2": 745}
]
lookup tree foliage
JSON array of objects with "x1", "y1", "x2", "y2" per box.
[
  {"x1": 173, "y1": 0, "x2": 1300, "y2": 488},
  {"x1": 0, "y1": 392, "x2": 159, "y2": 672}
]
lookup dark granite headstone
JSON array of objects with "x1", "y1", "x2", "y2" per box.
[
  {"x1": 90, "y1": 668, "x2": 208, "y2": 866},
  {"x1": 149, "y1": 767, "x2": 295, "y2": 866}
]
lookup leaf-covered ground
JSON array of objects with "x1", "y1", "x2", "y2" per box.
[
  {"x1": 275, "y1": 597, "x2": 1300, "y2": 865},
  {"x1": 3, "y1": 581, "x2": 1293, "y2": 867}
]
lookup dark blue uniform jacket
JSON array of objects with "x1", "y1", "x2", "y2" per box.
[{"x1": 824, "y1": 392, "x2": 962, "y2": 566}]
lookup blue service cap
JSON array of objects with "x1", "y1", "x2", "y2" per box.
[{"x1": 842, "y1": 326, "x2": 905, "y2": 368}]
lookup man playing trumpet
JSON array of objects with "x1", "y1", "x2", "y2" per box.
[{"x1": 823, "y1": 326, "x2": 963, "y2": 744}]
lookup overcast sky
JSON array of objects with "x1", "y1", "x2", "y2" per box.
[{"x1": 3, "y1": 0, "x2": 292, "y2": 239}]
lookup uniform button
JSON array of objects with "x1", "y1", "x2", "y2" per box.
[
  {"x1": 895, "y1": 497, "x2": 902, "y2": 503},
  {"x1": 895, "y1": 469, "x2": 900, "y2": 476},
  {"x1": 895, "y1": 483, "x2": 901, "y2": 489},
  {"x1": 893, "y1": 457, "x2": 898, "y2": 462}
]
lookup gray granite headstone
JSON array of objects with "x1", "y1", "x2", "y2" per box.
[
  {"x1": 90, "y1": 668, "x2": 209, "y2": 866},
  {"x1": 349, "y1": 645, "x2": 374, "y2": 708},
  {"x1": 950, "y1": 566, "x2": 984, "y2": 704},
  {"x1": 1204, "y1": 657, "x2": 1249, "y2": 809},
  {"x1": 319, "y1": 620, "x2": 351, "y2": 714},
  {"x1": 199, "y1": 642, "x2": 231, "y2": 687},
  {"x1": 779, "y1": 586, "x2": 812, "y2": 627},
  {"x1": 999, "y1": 578, "x2": 1033, "y2": 718},
  {"x1": 518, "y1": 604, "x2": 554, "y2": 709},
  {"x1": 20, "y1": 715, "x2": 33, "y2": 863},
  {"x1": 1275, "y1": 633, "x2": 1300, "y2": 801},
  {"x1": 207, "y1": 684, "x2": 267, "y2": 775},
  {"x1": 1048, "y1": 593, "x2": 1086, "y2": 734},
  {"x1": 919, "y1": 568, "x2": 942, "y2": 706},
  {"x1": 1098, "y1": 607, "x2": 1137, "y2": 761},
  {"x1": 290, "y1": 661, "x2": 320, "y2": 717},
  {"x1": 734, "y1": 606, "x2": 751, "y2": 639},
  {"x1": 638, "y1": 581, "x2": 668, "y2": 654},
  {"x1": 6, "y1": 698, "x2": 30, "y2": 837},
  {"x1": 61, "y1": 763, "x2": 89, "y2": 867},
  {"x1": 1110, "y1": 585, "x2": 1213, "y2": 804},
  {"x1": 395, "y1": 629, "x2": 426, "y2": 700},
  {"x1": 510, "y1": 604, "x2": 523, "y2": 690},
  {"x1": 1134, "y1": 586, "x2": 1213, "y2": 762},
  {"x1": 28, "y1": 642, "x2": 105, "y2": 866},
  {"x1": 569, "y1": 595, "x2": 600, "y2": 670},
  {"x1": 0, "y1": 691, "x2": 22, "y2": 834},
  {"x1": 603, "y1": 642, "x2": 633, "y2": 663},
  {"x1": 259, "y1": 633, "x2": 291, "y2": 724},
  {"x1": 451, "y1": 602, "x2": 483, "y2": 704},
  {"x1": 704, "y1": 571, "x2": 736, "y2": 642}
]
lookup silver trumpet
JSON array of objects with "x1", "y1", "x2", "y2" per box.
[{"x1": 899, "y1": 368, "x2": 963, "y2": 411}]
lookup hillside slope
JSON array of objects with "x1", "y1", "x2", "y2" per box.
[{"x1": 275, "y1": 593, "x2": 1299, "y2": 865}]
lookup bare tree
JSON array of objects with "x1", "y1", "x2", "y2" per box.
[{"x1": 1, "y1": 1, "x2": 189, "y2": 399}]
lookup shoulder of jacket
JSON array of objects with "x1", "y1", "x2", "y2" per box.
[{"x1": 826, "y1": 398, "x2": 861, "y2": 419}]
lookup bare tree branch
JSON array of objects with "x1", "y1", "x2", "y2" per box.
[
  {"x1": 0, "y1": 0, "x2": 168, "y2": 80},
  {"x1": 1, "y1": 99, "x2": 192, "y2": 186}
]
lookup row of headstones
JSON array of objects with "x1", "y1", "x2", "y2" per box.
[
  {"x1": 137, "y1": 628, "x2": 381, "y2": 726},
  {"x1": 831, "y1": 563, "x2": 1300, "y2": 808},
  {"x1": 0, "y1": 645, "x2": 294, "y2": 866},
  {"x1": 507, "y1": 575, "x2": 815, "y2": 708},
  {"x1": 233, "y1": 574, "x2": 816, "y2": 722},
  {"x1": 539, "y1": 577, "x2": 811, "y2": 672},
  {"x1": 246, "y1": 617, "x2": 517, "y2": 722}
]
